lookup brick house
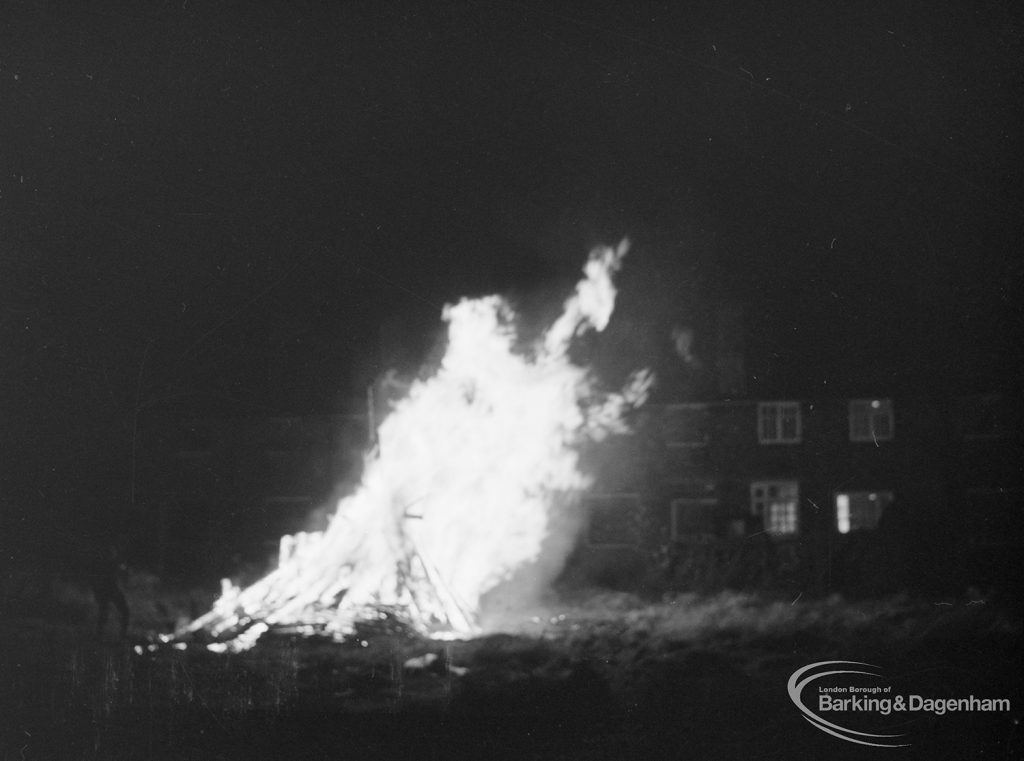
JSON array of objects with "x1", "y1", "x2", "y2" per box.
[{"x1": 575, "y1": 323, "x2": 1021, "y2": 595}]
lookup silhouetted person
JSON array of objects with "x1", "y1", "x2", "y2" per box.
[{"x1": 91, "y1": 544, "x2": 129, "y2": 639}]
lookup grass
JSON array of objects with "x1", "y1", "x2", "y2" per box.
[{"x1": 2, "y1": 589, "x2": 1020, "y2": 760}]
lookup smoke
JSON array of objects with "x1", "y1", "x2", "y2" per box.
[{"x1": 477, "y1": 493, "x2": 587, "y2": 630}]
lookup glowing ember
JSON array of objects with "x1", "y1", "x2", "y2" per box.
[{"x1": 185, "y1": 241, "x2": 651, "y2": 651}]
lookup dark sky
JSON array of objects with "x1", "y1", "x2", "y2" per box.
[{"x1": 2, "y1": 1, "x2": 1021, "y2": 484}]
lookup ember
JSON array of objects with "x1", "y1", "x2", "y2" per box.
[{"x1": 183, "y1": 242, "x2": 651, "y2": 651}]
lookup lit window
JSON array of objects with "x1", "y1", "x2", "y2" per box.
[
  {"x1": 586, "y1": 494, "x2": 643, "y2": 546},
  {"x1": 849, "y1": 399, "x2": 894, "y2": 442},
  {"x1": 835, "y1": 491, "x2": 893, "y2": 533},
  {"x1": 757, "y1": 402, "x2": 802, "y2": 444},
  {"x1": 750, "y1": 481, "x2": 799, "y2": 535}
]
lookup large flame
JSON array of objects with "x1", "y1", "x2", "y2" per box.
[{"x1": 186, "y1": 241, "x2": 650, "y2": 651}]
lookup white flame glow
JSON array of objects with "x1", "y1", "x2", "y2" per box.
[{"x1": 187, "y1": 241, "x2": 650, "y2": 651}]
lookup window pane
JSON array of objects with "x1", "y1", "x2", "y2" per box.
[
  {"x1": 759, "y1": 402, "x2": 800, "y2": 443},
  {"x1": 873, "y1": 409, "x2": 893, "y2": 439},
  {"x1": 836, "y1": 494, "x2": 851, "y2": 533},
  {"x1": 767, "y1": 501, "x2": 797, "y2": 534},
  {"x1": 781, "y1": 409, "x2": 798, "y2": 440},
  {"x1": 835, "y1": 491, "x2": 893, "y2": 532},
  {"x1": 851, "y1": 399, "x2": 893, "y2": 441},
  {"x1": 751, "y1": 480, "x2": 800, "y2": 535}
]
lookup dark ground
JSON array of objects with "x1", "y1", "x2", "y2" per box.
[{"x1": 1, "y1": 591, "x2": 1020, "y2": 760}]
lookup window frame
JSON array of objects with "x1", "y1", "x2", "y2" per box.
[
  {"x1": 757, "y1": 401, "x2": 803, "y2": 444},
  {"x1": 849, "y1": 398, "x2": 894, "y2": 443},
  {"x1": 750, "y1": 480, "x2": 800, "y2": 536},
  {"x1": 834, "y1": 490, "x2": 894, "y2": 534}
]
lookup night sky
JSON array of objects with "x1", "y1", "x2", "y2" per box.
[{"x1": 2, "y1": 1, "x2": 1021, "y2": 505}]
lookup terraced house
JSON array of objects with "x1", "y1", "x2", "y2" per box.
[{"x1": 577, "y1": 311, "x2": 1021, "y2": 596}]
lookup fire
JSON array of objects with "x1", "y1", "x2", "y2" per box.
[{"x1": 185, "y1": 241, "x2": 650, "y2": 651}]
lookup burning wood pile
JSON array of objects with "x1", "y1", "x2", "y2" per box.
[{"x1": 175, "y1": 242, "x2": 651, "y2": 653}]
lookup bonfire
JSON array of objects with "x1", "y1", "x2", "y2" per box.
[{"x1": 181, "y1": 241, "x2": 651, "y2": 652}]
